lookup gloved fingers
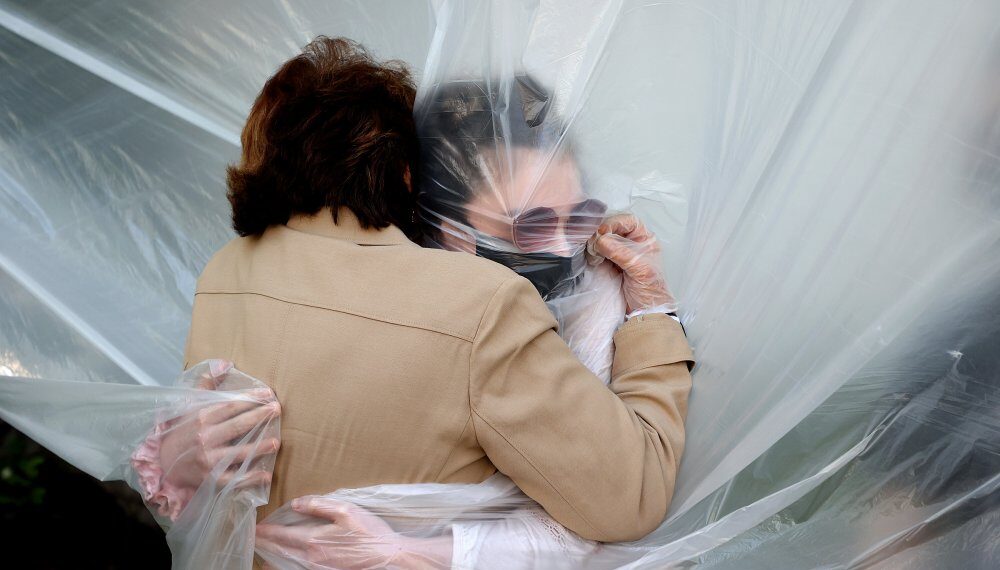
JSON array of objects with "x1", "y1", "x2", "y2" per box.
[
  {"x1": 291, "y1": 496, "x2": 355, "y2": 523},
  {"x1": 256, "y1": 524, "x2": 308, "y2": 559},
  {"x1": 597, "y1": 213, "x2": 654, "y2": 242},
  {"x1": 207, "y1": 399, "x2": 281, "y2": 446},
  {"x1": 196, "y1": 387, "x2": 276, "y2": 428},
  {"x1": 588, "y1": 214, "x2": 660, "y2": 267},
  {"x1": 592, "y1": 233, "x2": 650, "y2": 274},
  {"x1": 591, "y1": 232, "x2": 675, "y2": 312},
  {"x1": 218, "y1": 467, "x2": 273, "y2": 488},
  {"x1": 194, "y1": 359, "x2": 234, "y2": 390},
  {"x1": 585, "y1": 232, "x2": 606, "y2": 265},
  {"x1": 210, "y1": 437, "x2": 280, "y2": 467}
]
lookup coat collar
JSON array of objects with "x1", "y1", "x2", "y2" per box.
[{"x1": 283, "y1": 207, "x2": 414, "y2": 246}]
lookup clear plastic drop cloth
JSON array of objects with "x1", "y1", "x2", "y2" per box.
[
  {"x1": 0, "y1": 0, "x2": 999, "y2": 568},
  {"x1": 0, "y1": 361, "x2": 281, "y2": 569}
]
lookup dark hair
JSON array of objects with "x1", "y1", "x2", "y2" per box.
[
  {"x1": 227, "y1": 36, "x2": 421, "y2": 239},
  {"x1": 416, "y1": 75, "x2": 556, "y2": 230}
]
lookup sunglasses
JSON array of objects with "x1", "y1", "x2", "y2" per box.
[{"x1": 510, "y1": 198, "x2": 607, "y2": 252}]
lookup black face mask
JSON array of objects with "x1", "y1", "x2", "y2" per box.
[{"x1": 476, "y1": 242, "x2": 583, "y2": 300}]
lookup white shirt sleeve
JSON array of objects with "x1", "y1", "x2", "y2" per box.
[
  {"x1": 450, "y1": 507, "x2": 603, "y2": 570},
  {"x1": 450, "y1": 505, "x2": 647, "y2": 570}
]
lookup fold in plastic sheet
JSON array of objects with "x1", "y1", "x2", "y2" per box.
[
  {"x1": 5, "y1": 353, "x2": 995, "y2": 568},
  {"x1": 0, "y1": 361, "x2": 280, "y2": 569},
  {"x1": 1, "y1": 0, "x2": 998, "y2": 567}
]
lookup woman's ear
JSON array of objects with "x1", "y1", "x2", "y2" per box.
[
  {"x1": 403, "y1": 166, "x2": 412, "y2": 193},
  {"x1": 437, "y1": 220, "x2": 476, "y2": 254}
]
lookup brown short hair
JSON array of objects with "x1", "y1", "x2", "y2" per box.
[{"x1": 227, "y1": 36, "x2": 420, "y2": 239}]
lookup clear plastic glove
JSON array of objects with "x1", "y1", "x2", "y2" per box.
[
  {"x1": 255, "y1": 497, "x2": 453, "y2": 570},
  {"x1": 586, "y1": 214, "x2": 677, "y2": 314},
  {"x1": 131, "y1": 359, "x2": 281, "y2": 519}
]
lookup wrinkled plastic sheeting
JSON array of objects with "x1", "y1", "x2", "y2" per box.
[
  {"x1": 0, "y1": 0, "x2": 998, "y2": 567},
  {"x1": 0, "y1": 361, "x2": 279, "y2": 569},
  {"x1": 0, "y1": 0, "x2": 434, "y2": 386},
  {"x1": 6, "y1": 356, "x2": 993, "y2": 569}
]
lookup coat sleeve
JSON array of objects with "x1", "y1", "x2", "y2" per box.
[{"x1": 469, "y1": 276, "x2": 694, "y2": 542}]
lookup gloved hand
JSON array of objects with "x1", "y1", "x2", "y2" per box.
[
  {"x1": 586, "y1": 214, "x2": 677, "y2": 314},
  {"x1": 256, "y1": 497, "x2": 453, "y2": 569},
  {"x1": 131, "y1": 359, "x2": 281, "y2": 520}
]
